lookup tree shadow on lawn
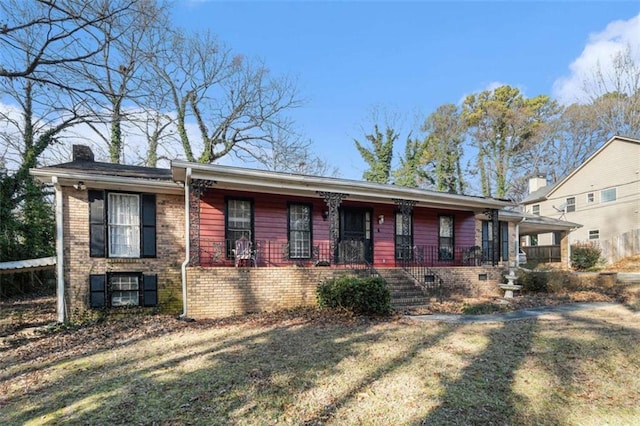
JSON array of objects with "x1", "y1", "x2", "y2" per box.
[
  {"x1": 1, "y1": 318, "x2": 314, "y2": 423},
  {"x1": 415, "y1": 307, "x2": 640, "y2": 426},
  {"x1": 416, "y1": 319, "x2": 540, "y2": 425},
  {"x1": 7, "y1": 307, "x2": 636, "y2": 425},
  {"x1": 520, "y1": 311, "x2": 640, "y2": 424},
  {"x1": 3, "y1": 314, "x2": 421, "y2": 424}
]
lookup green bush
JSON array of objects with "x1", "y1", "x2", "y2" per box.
[
  {"x1": 516, "y1": 270, "x2": 580, "y2": 294},
  {"x1": 317, "y1": 276, "x2": 391, "y2": 315},
  {"x1": 517, "y1": 271, "x2": 548, "y2": 293},
  {"x1": 571, "y1": 244, "x2": 603, "y2": 271}
]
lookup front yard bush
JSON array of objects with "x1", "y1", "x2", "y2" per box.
[
  {"x1": 571, "y1": 243, "x2": 603, "y2": 271},
  {"x1": 517, "y1": 271, "x2": 549, "y2": 293},
  {"x1": 317, "y1": 276, "x2": 391, "y2": 315},
  {"x1": 517, "y1": 270, "x2": 584, "y2": 294}
]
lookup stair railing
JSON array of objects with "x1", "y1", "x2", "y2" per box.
[{"x1": 398, "y1": 246, "x2": 445, "y2": 302}]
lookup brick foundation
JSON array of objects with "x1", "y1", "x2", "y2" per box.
[
  {"x1": 431, "y1": 266, "x2": 504, "y2": 298},
  {"x1": 185, "y1": 266, "x2": 359, "y2": 318}
]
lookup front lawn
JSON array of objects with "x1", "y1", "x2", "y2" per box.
[{"x1": 1, "y1": 297, "x2": 639, "y2": 425}]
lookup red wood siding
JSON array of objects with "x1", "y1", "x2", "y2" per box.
[{"x1": 199, "y1": 188, "x2": 478, "y2": 267}]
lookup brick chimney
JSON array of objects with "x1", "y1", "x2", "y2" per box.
[
  {"x1": 528, "y1": 175, "x2": 547, "y2": 194},
  {"x1": 72, "y1": 145, "x2": 94, "y2": 162}
]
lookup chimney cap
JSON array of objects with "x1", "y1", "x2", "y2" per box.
[{"x1": 72, "y1": 145, "x2": 94, "y2": 162}]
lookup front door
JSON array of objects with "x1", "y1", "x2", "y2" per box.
[{"x1": 339, "y1": 207, "x2": 373, "y2": 263}]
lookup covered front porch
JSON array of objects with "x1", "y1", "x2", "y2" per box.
[
  {"x1": 515, "y1": 213, "x2": 582, "y2": 268},
  {"x1": 172, "y1": 161, "x2": 513, "y2": 318},
  {"x1": 172, "y1": 162, "x2": 513, "y2": 271}
]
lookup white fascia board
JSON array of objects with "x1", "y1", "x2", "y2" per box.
[
  {"x1": 545, "y1": 135, "x2": 640, "y2": 199},
  {"x1": 30, "y1": 169, "x2": 184, "y2": 195},
  {"x1": 174, "y1": 161, "x2": 512, "y2": 210}
]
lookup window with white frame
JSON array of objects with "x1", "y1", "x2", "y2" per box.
[
  {"x1": 532, "y1": 204, "x2": 540, "y2": 215},
  {"x1": 589, "y1": 230, "x2": 600, "y2": 240},
  {"x1": 90, "y1": 273, "x2": 157, "y2": 309},
  {"x1": 108, "y1": 193, "x2": 140, "y2": 257},
  {"x1": 288, "y1": 204, "x2": 311, "y2": 258},
  {"x1": 586, "y1": 192, "x2": 594, "y2": 203},
  {"x1": 601, "y1": 188, "x2": 617, "y2": 203},
  {"x1": 566, "y1": 197, "x2": 576, "y2": 213},
  {"x1": 110, "y1": 274, "x2": 140, "y2": 306}
]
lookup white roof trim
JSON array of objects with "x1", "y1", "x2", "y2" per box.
[
  {"x1": 171, "y1": 160, "x2": 512, "y2": 210},
  {"x1": 31, "y1": 169, "x2": 184, "y2": 195},
  {"x1": 546, "y1": 135, "x2": 640, "y2": 199}
]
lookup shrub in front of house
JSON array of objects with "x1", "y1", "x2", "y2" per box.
[
  {"x1": 517, "y1": 270, "x2": 584, "y2": 294},
  {"x1": 317, "y1": 276, "x2": 391, "y2": 315},
  {"x1": 517, "y1": 271, "x2": 549, "y2": 293},
  {"x1": 571, "y1": 243, "x2": 603, "y2": 271}
]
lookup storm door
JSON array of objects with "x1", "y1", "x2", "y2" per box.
[{"x1": 338, "y1": 208, "x2": 373, "y2": 264}]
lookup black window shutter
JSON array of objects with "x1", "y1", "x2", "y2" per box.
[
  {"x1": 141, "y1": 194, "x2": 156, "y2": 258},
  {"x1": 89, "y1": 274, "x2": 106, "y2": 308},
  {"x1": 89, "y1": 190, "x2": 106, "y2": 257},
  {"x1": 142, "y1": 274, "x2": 158, "y2": 307}
]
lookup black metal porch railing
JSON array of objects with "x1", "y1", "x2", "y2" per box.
[
  {"x1": 401, "y1": 245, "x2": 493, "y2": 267},
  {"x1": 397, "y1": 246, "x2": 445, "y2": 302},
  {"x1": 198, "y1": 238, "x2": 377, "y2": 276}
]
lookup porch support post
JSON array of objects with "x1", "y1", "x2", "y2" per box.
[
  {"x1": 189, "y1": 179, "x2": 215, "y2": 266},
  {"x1": 318, "y1": 191, "x2": 348, "y2": 264},
  {"x1": 393, "y1": 198, "x2": 417, "y2": 258}
]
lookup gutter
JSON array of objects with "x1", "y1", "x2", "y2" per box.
[
  {"x1": 52, "y1": 177, "x2": 66, "y2": 323},
  {"x1": 180, "y1": 168, "x2": 192, "y2": 318},
  {"x1": 31, "y1": 169, "x2": 183, "y2": 194}
]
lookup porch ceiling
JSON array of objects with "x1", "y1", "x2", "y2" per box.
[{"x1": 172, "y1": 160, "x2": 513, "y2": 211}]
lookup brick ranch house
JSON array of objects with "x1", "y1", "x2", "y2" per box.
[{"x1": 31, "y1": 146, "x2": 576, "y2": 322}]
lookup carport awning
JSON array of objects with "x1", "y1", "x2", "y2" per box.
[
  {"x1": 518, "y1": 216, "x2": 581, "y2": 236},
  {"x1": 0, "y1": 256, "x2": 56, "y2": 274}
]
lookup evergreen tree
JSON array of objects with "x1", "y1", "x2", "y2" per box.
[{"x1": 354, "y1": 125, "x2": 397, "y2": 184}]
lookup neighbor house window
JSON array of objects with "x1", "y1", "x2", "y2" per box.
[
  {"x1": 532, "y1": 204, "x2": 540, "y2": 215},
  {"x1": 90, "y1": 273, "x2": 157, "y2": 308},
  {"x1": 89, "y1": 190, "x2": 156, "y2": 258},
  {"x1": 438, "y1": 215, "x2": 454, "y2": 261},
  {"x1": 566, "y1": 197, "x2": 576, "y2": 213},
  {"x1": 601, "y1": 188, "x2": 617, "y2": 203},
  {"x1": 226, "y1": 198, "x2": 253, "y2": 257},
  {"x1": 395, "y1": 212, "x2": 413, "y2": 260},
  {"x1": 589, "y1": 230, "x2": 600, "y2": 240},
  {"x1": 288, "y1": 203, "x2": 311, "y2": 258},
  {"x1": 586, "y1": 193, "x2": 594, "y2": 203}
]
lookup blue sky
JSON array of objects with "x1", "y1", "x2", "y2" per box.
[{"x1": 172, "y1": 1, "x2": 640, "y2": 180}]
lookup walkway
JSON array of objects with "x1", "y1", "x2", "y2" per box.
[{"x1": 408, "y1": 302, "x2": 635, "y2": 324}]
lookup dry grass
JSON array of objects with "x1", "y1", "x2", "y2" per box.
[
  {"x1": 1, "y1": 297, "x2": 639, "y2": 425},
  {"x1": 607, "y1": 255, "x2": 640, "y2": 272}
]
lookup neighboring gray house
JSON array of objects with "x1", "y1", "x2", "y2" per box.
[{"x1": 521, "y1": 135, "x2": 640, "y2": 264}]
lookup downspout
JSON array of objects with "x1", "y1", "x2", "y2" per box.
[
  {"x1": 180, "y1": 168, "x2": 192, "y2": 318},
  {"x1": 52, "y1": 177, "x2": 66, "y2": 323}
]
